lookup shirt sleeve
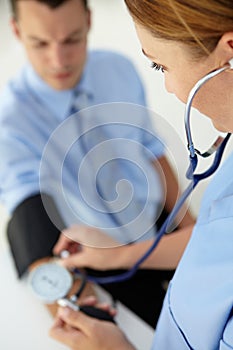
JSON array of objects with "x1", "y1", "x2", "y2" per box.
[
  {"x1": 106, "y1": 52, "x2": 165, "y2": 159},
  {"x1": 0, "y1": 123, "x2": 41, "y2": 213},
  {"x1": 140, "y1": 113, "x2": 165, "y2": 159},
  {"x1": 115, "y1": 54, "x2": 165, "y2": 159},
  {"x1": 0, "y1": 83, "x2": 45, "y2": 213}
]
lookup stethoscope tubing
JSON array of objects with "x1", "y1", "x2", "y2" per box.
[
  {"x1": 82, "y1": 131, "x2": 230, "y2": 285},
  {"x1": 84, "y1": 181, "x2": 195, "y2": 284}
]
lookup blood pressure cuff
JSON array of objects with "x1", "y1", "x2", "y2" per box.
[{"x1": 7, "y1": 193, "x2": 65, "y2": 278}]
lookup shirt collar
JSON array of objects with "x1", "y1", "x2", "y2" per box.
[{"x1": 25, "y1": 52, "x2": 94, "y2": 121}]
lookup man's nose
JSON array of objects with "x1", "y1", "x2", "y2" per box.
[{"x1": 50, "y1": 44, "x2": 68, "y2": 69}]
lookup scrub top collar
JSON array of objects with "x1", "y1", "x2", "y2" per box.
[{"x1": 25, "y1": 53, "x2": 94, "y2": 121}]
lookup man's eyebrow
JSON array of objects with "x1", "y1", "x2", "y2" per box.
[
  {"x1": 27, "y1": 35, "x2": 45, "y2": 42},
  {"x1": 27, "y1": 29, "x2": 83, "y2": 42}
]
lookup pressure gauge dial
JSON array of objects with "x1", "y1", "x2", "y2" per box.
[{"x1": 30, "y1": 263, "x2": 73, "y2": 304}]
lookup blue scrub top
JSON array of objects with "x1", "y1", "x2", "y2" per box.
[{"x1": 152, "y1": 151, "x2": 233, "y2": 349}]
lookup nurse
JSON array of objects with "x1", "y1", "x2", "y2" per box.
[{"x1": 50, "y1": 1, "x2": 233, "y2": 349}]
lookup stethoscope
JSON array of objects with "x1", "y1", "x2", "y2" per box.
[
  {"x1": 30, "y1": 59, "x2": 233, "y2": 309},
  {"x1": 82, "y1": 58, "x2": 233, "y2": 285}
]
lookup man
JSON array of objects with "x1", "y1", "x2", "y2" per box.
[{"x1": 0, "y1": 0, "x2": 194, "y2": 326}]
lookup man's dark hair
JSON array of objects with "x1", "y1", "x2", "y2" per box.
[{"x1": 10, "y1": 0, "x2": 88, "y2": 19}]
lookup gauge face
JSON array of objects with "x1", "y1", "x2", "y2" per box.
[{"x1": 30, "y1": 263, "x2": 73, "y2": 304}]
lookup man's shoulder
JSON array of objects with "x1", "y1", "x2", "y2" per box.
[
  {"x1": 0, "y1": 70, "x2": 37, "y2": 127},
  {"x1": 84, "y1": 49, "x2": 146, "y2": 105},
  {"x1": 0, "y1": 67, "x2": 31, "y2": 111},
  {"x1": 86, "y1": 49, "x2": 143, "y2": 89},
  {"x1": 88, "y1": 49, "x2": 137, "y2": 71}
]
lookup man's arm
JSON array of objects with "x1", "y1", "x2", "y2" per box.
[
  {"x1": 7, "y1": 193, "x2": 64, "y2": 278},
  {"x1": 7, "y1": 193, "x2": 96, "y2": 316}
]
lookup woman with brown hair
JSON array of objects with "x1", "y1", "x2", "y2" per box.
[{"x1": 50, "y1": 1, "x2": 233, "y2": 348}]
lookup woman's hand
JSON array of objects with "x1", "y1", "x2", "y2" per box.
[
  {"x1": 53, "y1": 225, "x2": 128, "y2": 270},
  {"x1": 49, "y1": 298, "x2": 135, "y2": 350},
  {"x1": 53, "y1": 223, "x2": 194, "y2": 272}
]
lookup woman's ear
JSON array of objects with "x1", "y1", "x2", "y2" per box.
[{"x1": 215, "y1": 32, "x2": 233, "y2": 66}]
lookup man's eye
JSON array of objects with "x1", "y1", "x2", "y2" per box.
[
  {"x1": 150, "y1": 62, "x2": 164, "y2": 73},
  {"x1": 33, "y1": 42, "x2": 48, "y2": 49},
  {"x1": 64, "y1": 38, "x2": 83, "y2": 45}
]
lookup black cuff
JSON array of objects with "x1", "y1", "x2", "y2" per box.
[{"x1": 7, "y1": 193, "x2": 65, "y2": 278}]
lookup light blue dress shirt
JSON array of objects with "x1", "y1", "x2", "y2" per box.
[
  {"x1": 0, "y1": 50, "x2": 165, "y2": 243},
  {"x1": 152, "y1": 151, "x2": 233, "y2": 349}
]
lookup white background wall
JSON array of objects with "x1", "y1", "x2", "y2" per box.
[{"x1": 1, "y1": 0, "x2": 233, "y2": 238}]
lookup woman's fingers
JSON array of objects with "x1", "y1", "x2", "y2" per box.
[
  {"x1": 50, "y1": 307, "x2": 133, "y2": 350},
  {"x1": 49, "y1": 314, "x2": 84, "y2": 348},
  {"x1": 53, "y1": 233, "x2": 71, "y2": 255}
]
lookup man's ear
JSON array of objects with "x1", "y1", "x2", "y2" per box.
[
  {"x1": 215, "y1": 32, "x2": 233, "y2": 66},
  {"x1": 86, "y1": 8, "x2": 91, "y2": 32},
  {"x1": 10, "y1": 17, "x2": 21, "y2": 40}
]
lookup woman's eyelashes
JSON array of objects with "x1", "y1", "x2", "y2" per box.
[{"x1": 150, "y1": 61, "x2": 165, "y2": 73}]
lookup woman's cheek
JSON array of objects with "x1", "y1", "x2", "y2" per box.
[{"x1": 164, "y1": 76, "x2": 174, "y2": 94}]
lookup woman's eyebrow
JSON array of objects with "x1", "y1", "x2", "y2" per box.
[{"x1": 142, "y1": 48, "x2": 154, "y2": 59}]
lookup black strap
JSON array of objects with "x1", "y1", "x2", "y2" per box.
[{"x1": 7, "y1": 193, "x2": 65, "y2": 278}]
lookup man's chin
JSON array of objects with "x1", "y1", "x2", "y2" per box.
[
  {"x1": 45, "y1": 75, "x2": 79, "y2": 91},
  {"x1": 49, "y1": 81, "x2": 76, "y2": 91}
]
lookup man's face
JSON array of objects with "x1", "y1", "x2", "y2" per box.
[{"x1": 12, "y1": 0, "x2": 90, "y2": 90}]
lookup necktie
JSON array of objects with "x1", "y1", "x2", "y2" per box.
[{"x1": 69, "y1": 90, "x2": 89, "y2": 115}]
